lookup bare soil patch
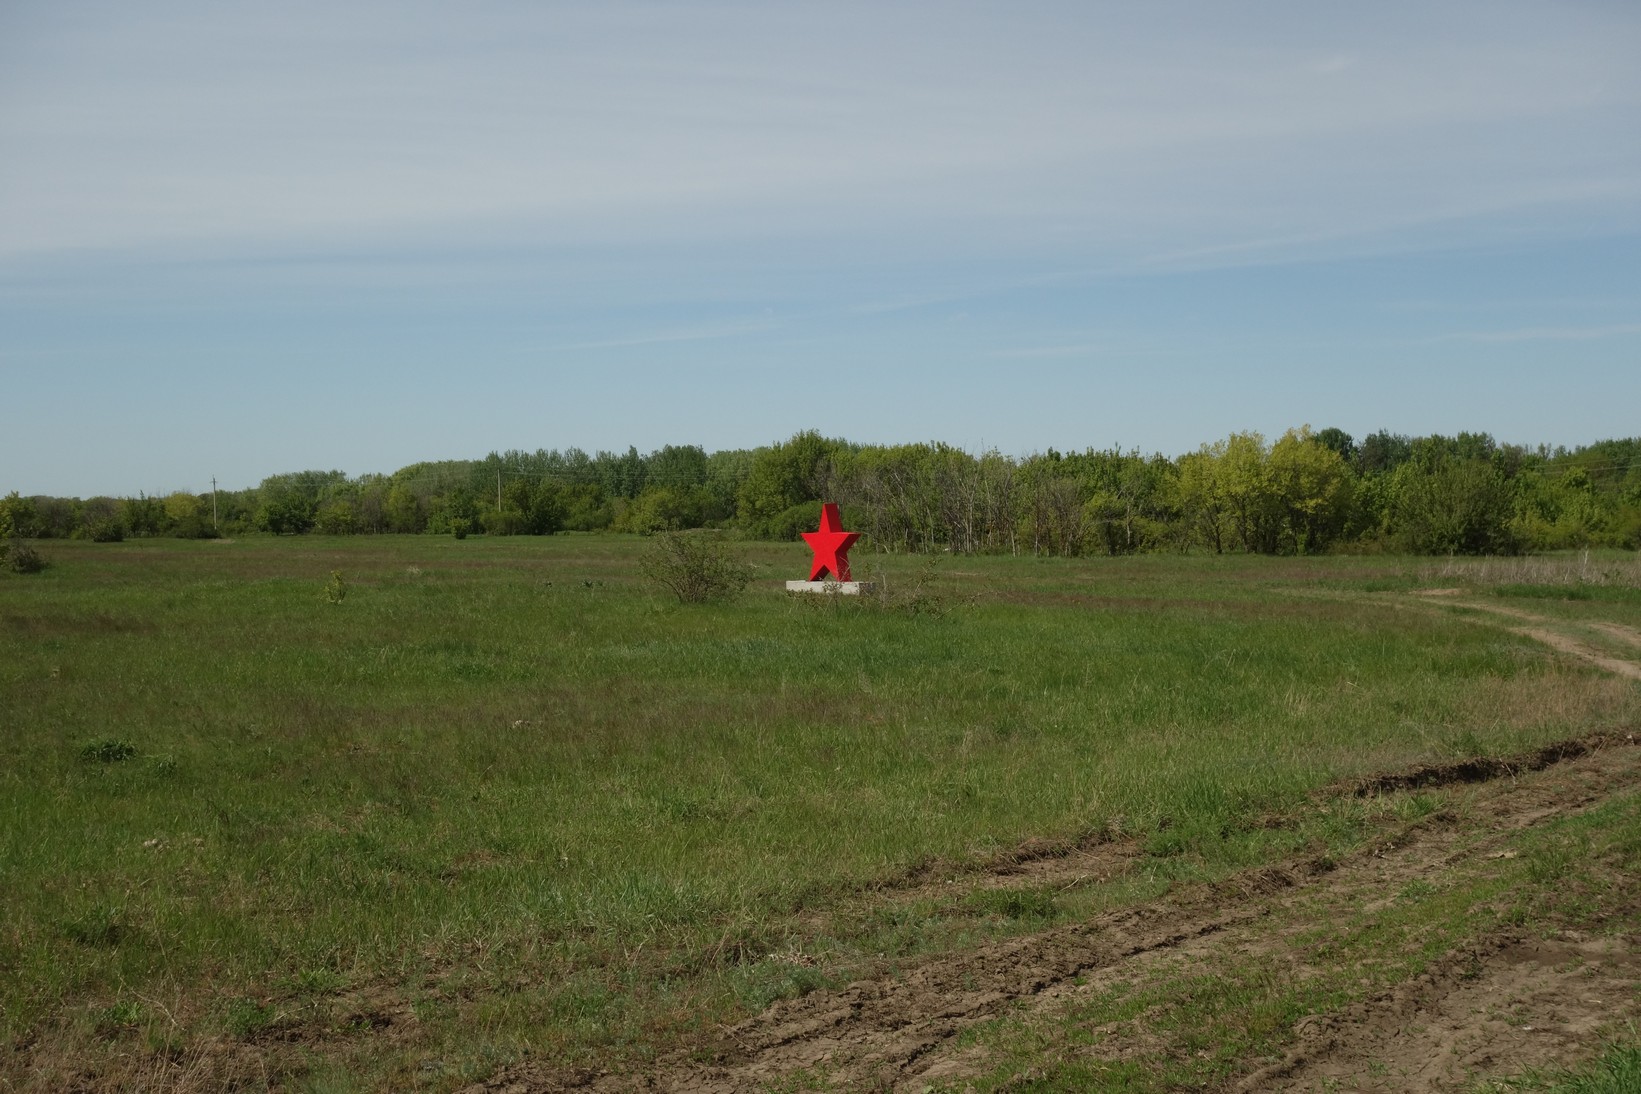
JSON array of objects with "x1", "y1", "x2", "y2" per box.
[
  {"x1": 1247, "y1": 934, "x2": 1641, "y2": 1092},
  {"x1": 1589, "y1": 621, "x2": 1641, "y2": 650},
  {"x1": 1514, "y1": 626, "x2": 1641, "y2": 681}
]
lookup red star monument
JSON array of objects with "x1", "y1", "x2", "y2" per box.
[{"x1": 802, "y1": 503, "x2": 861, "y2": 581}]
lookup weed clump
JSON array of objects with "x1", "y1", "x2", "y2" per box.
[
  {"x1": 641, "y1": 531, "x2": 751, "y2": 604},
  {"x1": 224, "y1": 997, "x2": 281, "y2": 1039},
  {"x1": 862, "y1": 556, "x2": 956, "y2": 616},
  {"x1": 962, "y1": 887, "x2": 1060, "y2": 921},
  {"x1": 324, "y1": 569, "x2": 347, "y2": 604},
  {"x1": 789, "y1": 556, "x2": 964, "y2": 618},
  {"x1": 79, "y1": 738, "x2": 137, "y2": 764},
  {"x1": 95, "y1": 1001, "x2": 143, "y2": 1037},
  {"x1": 62, "y1": 906, "x2": 128, "y2": 948}
]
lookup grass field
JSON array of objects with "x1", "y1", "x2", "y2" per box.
[{"x1": 3, "y1": 537, "x2": 1639, "y2": 1091}]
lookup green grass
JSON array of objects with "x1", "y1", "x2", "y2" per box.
[
  {"x1": 1478, "y1": 1039, "x2": 1641, "y2": 1093},
  {"x1": 3, "y1": 536, "x2": 1638, "y2": 1089}
]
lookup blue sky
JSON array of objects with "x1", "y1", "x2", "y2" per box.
[{"x1": 2, "y1": 1, "x2": 1638, "y2": 497}]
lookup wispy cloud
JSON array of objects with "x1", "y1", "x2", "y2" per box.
[{"x1": 2, "y1": 1, "x2": 1637, "y2": 270}]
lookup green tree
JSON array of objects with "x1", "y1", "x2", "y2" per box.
[
  {"x1": 594, "y1": 446, "x2": 648, "y2": 498},
  {"x1": 313, "y1": 497, "x2": 358, "y2": 535},
  {"x1": 0, "y1": 492, "x2": 39, "y2": 538},
  {"x1": 1073, "y1": 449, "x2": 1177, "y2": 556},
  {"x1": 738, "y1": 431, "x2": 849, "y2": 536},
  {"x1": 30, "y1": 497, "x2": 76, "y2": 539},
  {"x1": 1015, "y1": 451, "x2": 1091, "y2": 556},
  {"x1": 1356, "y1": 430, "x2": 1411, "y2": 475},
  {"x1": 526, "y1": 480, "x2": 568, "y2": 534},
  {"x1": 256, "y1": 471, "x2": 345, "y2": 535},
  {"x1": 558, "y1": 484, "x2": 611, "y2": 531},
  {"x1": 386, "y1": 483, "x2": 425, "y2": 534},
  {"x1": 354, "y1": 479, "x2": 389, "y2": 534},
  {"x1": 619, "y1": 486, "x2": 714, "y2": 534},
  {"x1": 76, "y1": 497, "x2": 125, "y2": 541},
  {"x1": 1314, "y1": 427, "x2": 1356, "y2": 465},
  {"x1": 429, "y1": 486, "x2": 479, "y2": 537},
  {"x1": 1173, "y1": 447, "x2": 1228, "y2": 553},
  {"x1": 163, "y1": 491, "x2": 215, "y2": 539},
  {"x1": 123, "y1": 493, "x2": 164, "y2": 537},
  {"x1": 1390, "y1": 457, "x2": 1519, "y2": 554},
  {"x1": 645, "y1": 444, "x2": 709, "y2": 490},
  {"x1": 703, "y1": 449, "x2": 754, "y2": 522}
]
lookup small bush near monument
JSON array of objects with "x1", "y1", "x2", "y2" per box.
[{"x1": 641, "y1": 530, "x2": 752, "y2": 603}]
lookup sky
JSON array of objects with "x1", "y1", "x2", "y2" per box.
[{"x1": 2, "y1": 1, "x2": 1639, "y2": 498}]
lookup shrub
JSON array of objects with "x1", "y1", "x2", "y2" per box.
[
  {"x1": 3, "y1": 539, "x2": 45, "y2": 574},
  {"x1": 483, "y1": 506, "x2": 529, "y2": 536},
  {"x1": 641, "y1": 531, "x2": 752, "y2": 604}
]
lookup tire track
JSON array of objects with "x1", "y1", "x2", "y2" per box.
[
  {"x1": 1409, "y1": 592, "x2": 1641, "y2": 681},
  {"x1": 464, "y1": 735, "x2": 1641, "y2": 1093}
]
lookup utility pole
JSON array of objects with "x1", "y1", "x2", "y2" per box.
[
  {"x1": 497, "y1": 469, "x2": 503, "y2": 513},
  {"x1": 211, "y1": 477, "x2": 219, "y2": 532}
]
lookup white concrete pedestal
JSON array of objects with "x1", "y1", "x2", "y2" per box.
[{"x1": 785, "y1": 580, "x2": 876, "y2": 596}]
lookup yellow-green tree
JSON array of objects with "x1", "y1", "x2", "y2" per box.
[
  {"x1": 163, "y1": 491, "x2": 200, "y2": 523},
  {"x1": 1267, "y1": 427, "x2": 1354, "y2": 554},
  {"x1": 1174, "y1": 446, "x2": 1229, "y2": 553},
  {"x1": 162, "y1": 490, "x2": 215, "y2": 539},
  {"x1": 1175, "y1": 429, "x2": 1355, "y2": 554},
  {"x1": 1219, "y1": 432, "x2": 1280, "y2": 553}
]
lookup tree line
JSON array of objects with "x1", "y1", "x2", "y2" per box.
[{"x1": 4, "y1": 429, "x2": 1639, "y2": 556}]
